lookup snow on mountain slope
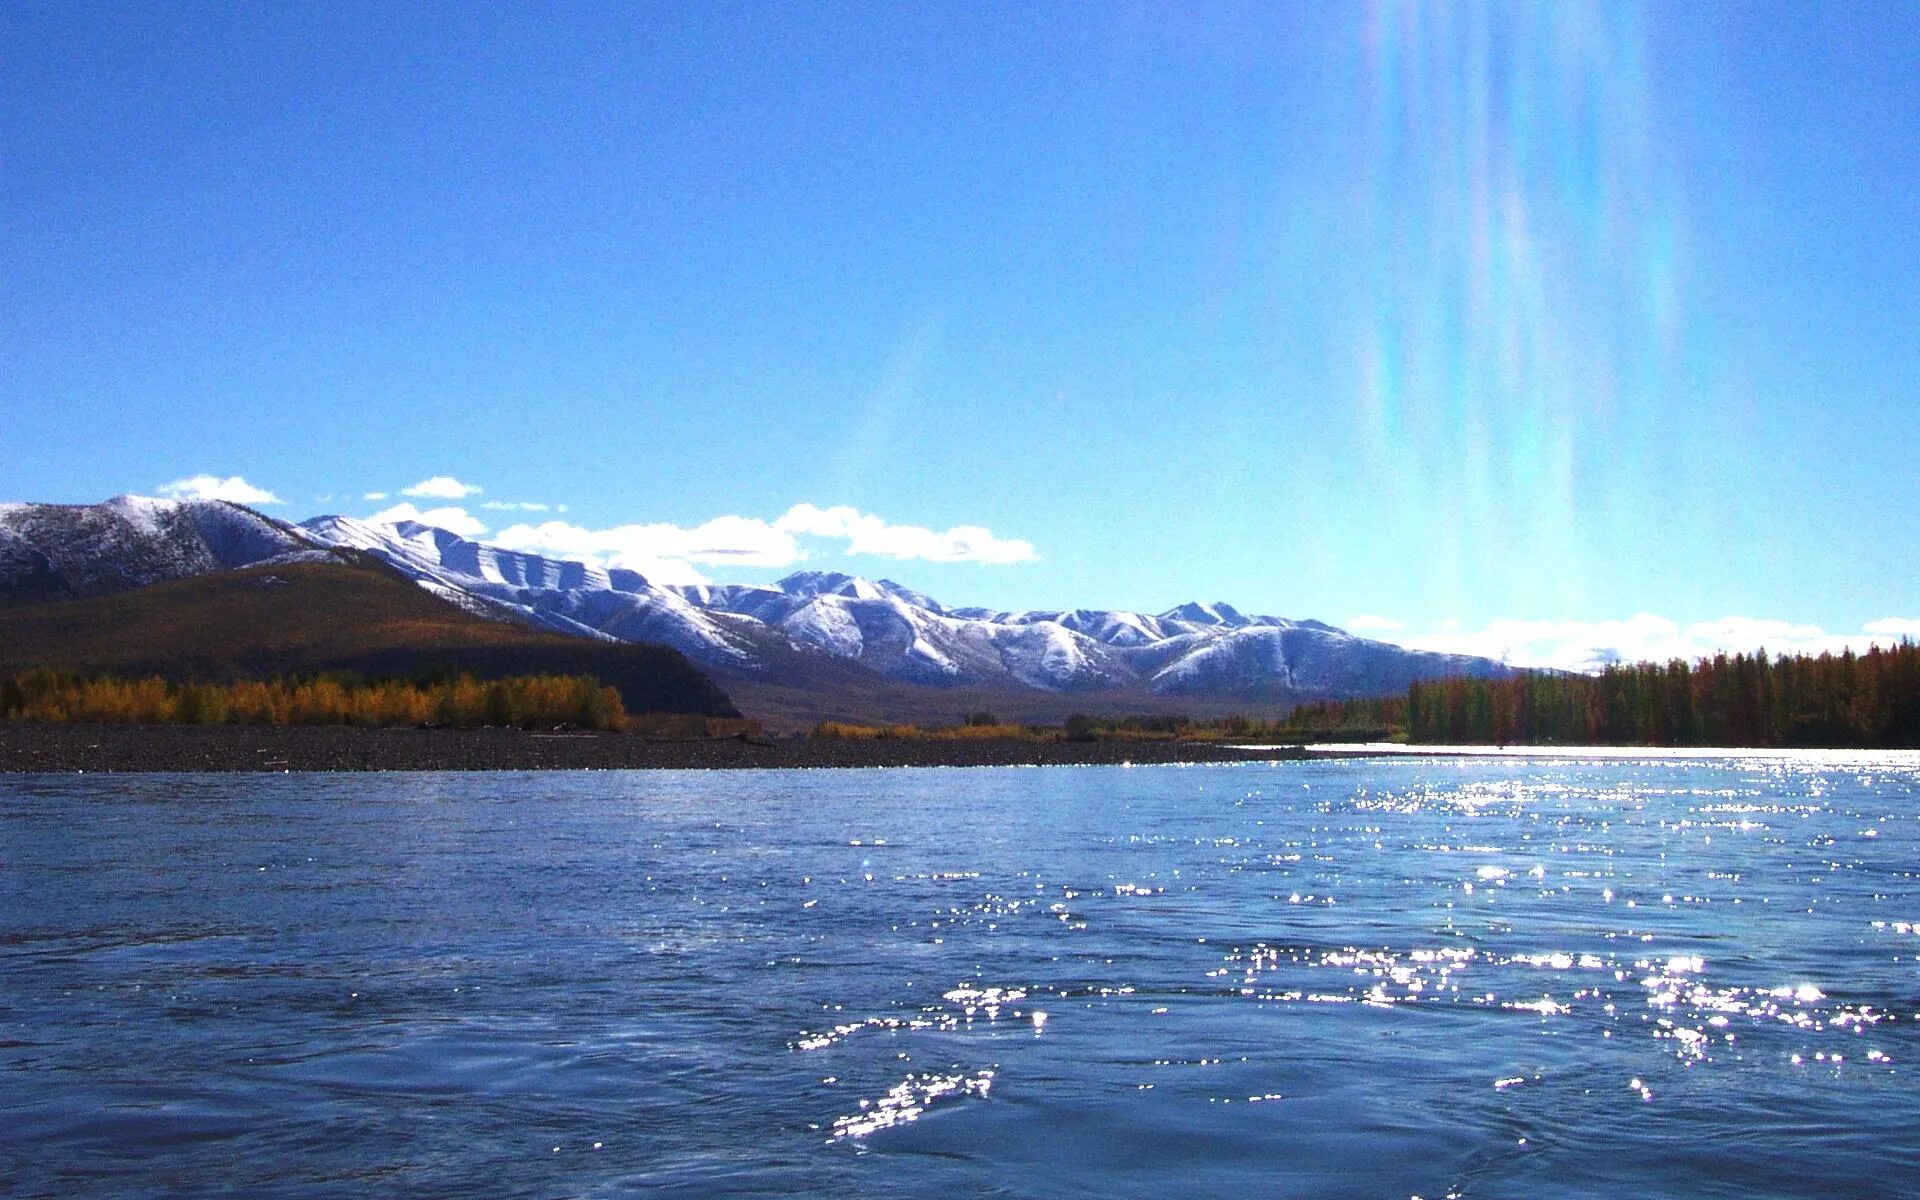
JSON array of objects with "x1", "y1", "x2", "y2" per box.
[
  {"x1": 675, "y1": 582, "x2": 812, "y2": 625},
  {"x1": 1147, "y1": 627, "x2": 1307, "y2": 693},
  {"x1": 989, "y1": 603, "x2": 1308, "y2": 645},
  {"x1": 775, "y1": 570, "x2": 886, "y2": 601},
  {"x1": 993, "y1": 607, "x2": 1179, "y2": 646},
  {"x1": 1052, "y1": 609, "x2": 1169, "y2": 647},
  {"x1": 577, "y1": 590, "x2": 762, "y2": 663},
  {"x1": 3, "y1": 497, "x2": 1512, "y2": 700},
  {"x1": 778, "y1": 595, "x2": 868, "y2": 659},
  {"x1": 994, "y1": 619, "x2": 1123, "y2": 689},
  {"x1": 299, "y1": 516, "x2": 612, "y2": 592},
  {"x1": 1145, "y1": 624, "x2": 1503, "y2": 696},
  {"x1": 0, "y1": 497, "x2": 324, "y2": 600},
  {"x1": 297, "y1": 516, "x2": 758, "y2": 662},
  {"x1": 1160, "y1": 600, "x2": 1251, "y2": 629},
  {"x1": 675, "y1": 572, "x2": 1131, "y2": 690},
  {"x1": 289, "y1": 522, "x2": 1509, "y2": 695}
]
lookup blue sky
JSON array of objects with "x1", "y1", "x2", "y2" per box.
[{"x1": 4, "y1": 1, "x2": 1916, "y2": 668}]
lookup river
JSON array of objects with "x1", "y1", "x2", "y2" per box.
[{"x1": 4, "y1": 753, "x2": 1917, "y2": 1197}]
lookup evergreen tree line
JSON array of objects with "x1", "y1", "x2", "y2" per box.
[
  {"x1": 1405, "y1": 642, "x2": 1920, "y2": 748},
  {"x1": 1269, "y1": 696, "x2": 1408, "y2": 740},
  {"x1": 1, "y1": 669, "x2": 628, "y2": 731}
]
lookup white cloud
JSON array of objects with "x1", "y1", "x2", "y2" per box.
[
  {"x1": 486, "y1": 502, "x2": 1039, "y2": 584},
  {"x1": 773, "y1": 503, "x2": 1038, "y2": 564},
  {"x1": 1396, "y1": 615, "x2": 1920, "y2": 673},
  {"x1": 156, "y1": 474, "x2": 283, "y2": 506},
  {"x1": 480, "y1": 501, "x2": 551, "y2": 512},
  {"x1": 490, "y1": 516, "x2": 801, "y2": 585},
  {"x1": 363, "y1": 491, "x2": 389, "y2": 501},
  {"x1": 1344, "y1": 614, "x2": 1404, "y2": 634},
  {"x1": 367, "y1": 501, "x2": 488, "y2": 539},
  {"x1": 1685, "y1": 616, "x2": 1828, "y2": 648},
  {"x1": 1864, "y1": 617, "x2": 1920, "y2": 639},
  {"x1": 401, "y1": 476, "x2": 483, "y2": 499},
  {"x1": 1400, "y1": 616, "x2": 1685, "y2": 671}
]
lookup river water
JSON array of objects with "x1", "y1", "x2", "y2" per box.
[{"x1": 4, "y1": 754, "x2": 1918, "y2": 1198}]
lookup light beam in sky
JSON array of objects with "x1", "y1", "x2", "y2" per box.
[{"x1": 1347, "y1": 0, "x2": 1689, "y2": 622}]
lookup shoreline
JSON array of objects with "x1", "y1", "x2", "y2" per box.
[
  {"x1": 0, "y1": 723, "x2": 1308, "y2": 773},
  {"x1": 1246, "y1": 741, "x2": 1920, "y2": 762}
]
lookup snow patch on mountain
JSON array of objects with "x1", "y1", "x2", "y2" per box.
[
  {"x1": 296, "y1": 515, "x2": 758, "y2": 662},
  {"x1": 780, "y1": 597, "x2": 866, "y2": 659},
  {"x1": 1161, "y1": 601, "x2": 1249, "y2": 629},
  {"x1": 0, "y1": 496, "x2": 324, "y2": 599}
]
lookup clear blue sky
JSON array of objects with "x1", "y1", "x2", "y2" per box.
[{"x1": 4, "y1": 1, "x2": 1916, "y2": 665}]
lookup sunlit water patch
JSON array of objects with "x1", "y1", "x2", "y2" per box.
[{"x1": 3, "y1": 755, "x2": 1918, "y2": 1197}]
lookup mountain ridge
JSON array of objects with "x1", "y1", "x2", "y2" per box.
[
  {"x1": 0, "y1": 558, "x2": 739, "y2": 717},
  {"x1": 1, "y1": 498, "x2": 1514, "y2": 713}
]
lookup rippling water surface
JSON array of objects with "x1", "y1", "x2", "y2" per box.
[{"x1": 4, "y1": 754, "x2": 1919, "y2": 1197}]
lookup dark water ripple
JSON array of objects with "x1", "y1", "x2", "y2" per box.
[{"x1": 3, "y1": 755, "x2": 1917, "y2": 1197}]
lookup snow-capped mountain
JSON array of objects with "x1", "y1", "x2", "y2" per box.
[
  {"x1": 284, "y1": 523, "x2": 1506, "y2": 698},
  {"x1": 0, "y1": 496, "x2": 329, "y2": 600},
  {"x1": 2, "y1": 498, "x2": 1512, "y2": 700},
  {"x1": 295, "y1": 515, "x2": 762, "y2": 663},
  {"x1": 669, "y1": 570, "x2": 1136, "y2": 689}
]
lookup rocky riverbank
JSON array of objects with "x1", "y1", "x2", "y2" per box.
[{"x1": 0, "y1": 723, "x2": 1308, "y2": 772}]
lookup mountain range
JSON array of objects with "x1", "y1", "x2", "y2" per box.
[
  {"x1": 0, "y1": 497, "x2": 737, "y2": 718},
  {"x1": 1, "y1": 497, "x2": 1512, "y2": 723}
]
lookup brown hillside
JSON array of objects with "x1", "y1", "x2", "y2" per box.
[{"x1": 0, "y1": 559, "x2": 737, "y2": 717}]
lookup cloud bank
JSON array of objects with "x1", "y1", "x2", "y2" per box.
[
  {"x1": 772, "y1": 503, "x2": 1036, "y2": 564},
  {"x1": 489, "y1": 515, "x2": 797, "y2": 583},
  {"x1": 489, "y1": 504, "x2": 1037, "y2": 583},
  {"x1": 1398, "y1": 615, "x2": 1919, "y2": 673},
  {"x1": 352, "y1": 493, "x2": 1038, "y2": 585},
  {"x1": 366, "y1": 501, "x2": 488, "y2": 538},
  {"x1": 157, "y1": 474, "x2": 283, "y2": 505}
]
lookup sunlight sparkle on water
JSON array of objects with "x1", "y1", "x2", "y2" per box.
[{"x1": 22, "y1": 755, "x2": 1910, "y2": 1196}]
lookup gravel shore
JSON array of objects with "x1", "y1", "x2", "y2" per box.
[{"x1": 0, "y1": 723, "x2": 1308, "y2": 772}]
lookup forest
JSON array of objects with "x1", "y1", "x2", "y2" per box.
[
  {"x1": 1405, "y1": 642, "x2": 1920, "y2": 748},
  {"x1": 0, "y1": 669, "x2": 629, "y2": 731}
]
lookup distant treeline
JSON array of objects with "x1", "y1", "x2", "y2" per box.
[
  {"x1": 812, "y1": 719, "x2": 1043, "y2": 742},
  {"x1": 1406, "y1": 642, "x2": 1920, "y2": 748},
  {"x1": 808, "y1": 704, "x2": 1408, "y2": 745},
  {"x1": 1059, "y1": 706, "x2": 1406, "y2": 743},
  {"x1": 1258, "y1": 697, "x2": 1407, "y2": 743},
  {"x1": 1, "y1": 669, "x2": 628, "y2": 731}
]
